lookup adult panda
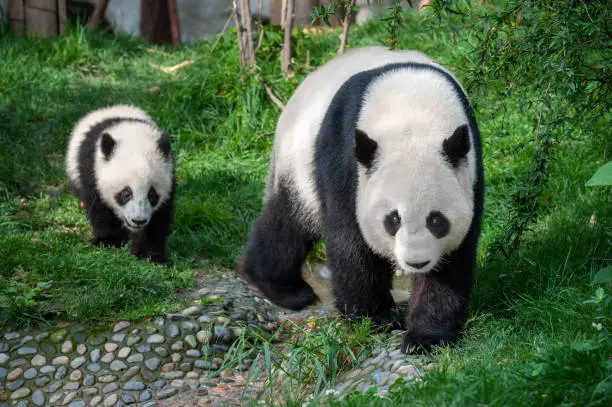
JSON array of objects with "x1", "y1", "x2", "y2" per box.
[
  {"x1": 66, "y1": 105, "x2": 175, "y2": 264},
  {"x1": 241, "y1": 46, "x2": 484, "y2": 352}
]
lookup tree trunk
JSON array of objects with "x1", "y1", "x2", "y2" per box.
[{"x1": 140, "y1": 0, "x2": 172, "y2": 45}]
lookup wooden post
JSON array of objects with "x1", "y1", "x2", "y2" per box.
[{"x1": 9, "y1": 0, "x2": 66, "y2": 37}]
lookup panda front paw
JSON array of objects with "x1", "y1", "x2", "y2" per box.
[
  {"x1": 93, "y1": 233, "x2": 128, "y2": 248},
  {"x1": 401, "y1": 331, "x2": 456, "y2": 354},
  {"x1": 133, "y1": 250, "x2": 168, "y2": 264}
]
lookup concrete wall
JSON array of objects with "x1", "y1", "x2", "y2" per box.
[{"x1": 0, "y1": 0, "x2": 8, "y2": 23}]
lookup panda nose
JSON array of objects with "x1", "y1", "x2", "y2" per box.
[
  {"x1": 132, "y1": 218, "x2": 148, "y2": 226},
  {"x1": 406, "y1": 260, "x2": 430, "y2": 269}
]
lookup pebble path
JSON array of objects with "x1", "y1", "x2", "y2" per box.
[{"x1": 0, "y1": 269, "x2": 424, "y2": 406}]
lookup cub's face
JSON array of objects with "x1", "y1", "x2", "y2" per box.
[
  {"x1": 355, "y1": 125, "x2": 474, "y2": 274},
  {"x1": 95, "y1": 126, "x2": 173, "y2": 232}
]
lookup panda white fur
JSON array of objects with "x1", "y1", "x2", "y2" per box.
[
  {"x1": 241, "y1": 46, "x2": 484, "y2": 352},
  {"x1": 66, "y1": 105, "x2": 175, "y2": 264}
]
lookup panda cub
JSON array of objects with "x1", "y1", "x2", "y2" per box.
[
  {"x1": 66, "y1": 105, "x2": 175, "y2": 264},
  {"x1": 241, "y1": 46, "x2": 484, "y2": 352}
]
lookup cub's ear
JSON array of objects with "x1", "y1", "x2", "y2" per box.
[
  {"x1": 101, "y1": 133, "x2": 116, "y2": 160},
  {"x1": 442, "y1": 124, "x2": 470, "y2": 168},
  {"x1": 355, "y1": 129, "x2": 378, "y2": 170},
  {"x1": 158, "y1": 133, "x2": 171, "y2": 158}
]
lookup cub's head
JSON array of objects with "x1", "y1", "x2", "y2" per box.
[
  {"x1": 355, "y1": 124, "x2": 474, "y2": 274},
  {"x1": 95, "y1": 122, "x2": 173, "y2": 232}
]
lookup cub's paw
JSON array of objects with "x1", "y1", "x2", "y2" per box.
[
  {"x1": 93, "y1": 234, "x2": 128, "y2": 248},
  {"x1": 240, "y1": 271, "x2": 318, "y2": 310}
]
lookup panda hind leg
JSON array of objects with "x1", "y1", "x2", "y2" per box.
[{"x1": 240, "y1": 185, "x2": 319, "y2": 310}]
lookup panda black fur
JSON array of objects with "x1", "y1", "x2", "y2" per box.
[
  {"x1": 241, "y1": 46, "x2": 484, "y2": 352},
  {"x1": 66, "y1": 105, "x2": 175, "y2": 264}
]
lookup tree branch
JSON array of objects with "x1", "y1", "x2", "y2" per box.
[
  {"x1": 281, "y1": 0, "x2": 294, "y2": 78},
  {"x1": 338, "y1": 0, "x2": 355, "y2": 55}
]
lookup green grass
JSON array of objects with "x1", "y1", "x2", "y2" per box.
[{"x1": 0, "y1": 4, "x2": 610, "y2": 407}]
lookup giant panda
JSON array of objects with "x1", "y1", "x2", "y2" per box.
[
  {"x1": 66, "y1": 105, "x2": 175, "y2": 264},
  {"x1": 241, "y1": 46, "x2": 484, "y2": 352}
]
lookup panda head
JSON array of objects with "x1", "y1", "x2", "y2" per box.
[
  {"x1": 355, "y1": 124, "x2": 474, "y2": 274},
  {"x1": 95, "y1": 122, "x2": 173, "y2": 232}
]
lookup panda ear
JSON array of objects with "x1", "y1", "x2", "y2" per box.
[
  {"x1": 158, "y1": 133, "x2": 171, "y2": 158},
  {"x1": 442, "y1": 124, "x2": 470, "y2": 168},
  {"x1": 355, "y1": 129, "x2": 378, "y2": 170},
  {"x1": 100, "y1": 133, "x2": 116, "y2": 160}
]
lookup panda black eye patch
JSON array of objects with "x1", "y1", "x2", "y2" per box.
[
  {"x1": 115, "y1": 187, "x2": 133, "y2": 206},
  {"x1": 427, "y1": 211, "x2": 450, "y2": 239},
  {"x1": 148, "y1": 187, "x2": 159, "y2": 206},
  {"x1": 384, "y1": 210, "x2": 401, "y2": 236}
]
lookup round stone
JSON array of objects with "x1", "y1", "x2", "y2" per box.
[
  {"x1": 165, "y1": 324, "x2": 180, "y2": 338},
  {"x1": 7, "y1": 367, "x2": 24, "y2": 381},
  {"x1": 104, "y1": 343, "x2": 118, "y2": 352},
  {"x1": 76, "y1": 344, "x2": 87, "y2": 355},
  {"x1": 121, "y1": 393, "x2": 136, "y2": 404},
  {"x1": 126, "y1": 336, "x2": 141, "y2": 346},
  {"x1": 49, "y1": 393, "x2": 62, "y2": 404},
  {"x1": 136, "y1": 344, "x2": 151, "y2": 353},
  {"x1": 179, "y1": 362, "x2": 192, "y2": 372},
  {"x1": 103, "y1": 394, "x2": 118, "y2": 406},
  {"x1": 31, "y1": 389, "x2": 45, "y2": 406},
  {"x1": 156, "y1": 387, "x2": 179, "y2": 399},
  {"x1": 68, "y1": 401, "x2": 85, "y2": 407},
  {"x1": 86, "y1": 363, "x2": 101, "y2": 373},
  {"x1": 171, "y1": 341, "x2": 184, "y2": 351},
  {"x1": 123, "y1": 381, "x2": 146, "y2": 391},
  {"x1": 121, "y1": 365, "x2": 140, "y2": 380},
  {"x1": 62, "y1": 391, "x2": 77, "y2": 405},
  {"x1": 35, "y1": 332, "x2": 50, "y2": 341},
  {"x1": 73, "y1": 333, "x2": 88, "y2": 344},
  {"x1": 186, "y1": 371, "x2": 199, "y2": 379},
  {"x1": 0, "y1": 353, "x2": 8, "y2": 364},
  {"x1": 84, "y1": 373, "x2": 95, "y2": 386},
  {"x1": 160, "y1": 371, "x2": 184, "y2": 379},
  {"x1": 90, "y1": 348, "x2": 101, "y2": 362},
  {"x1": 144, "y1": 357, "x2": 161, "y2": 371},
  {"x1": 17, "y1": 346, "x2": 37, "y2": 355},
  {"x1": 83, "y1": 387, "x2": 98, "y2": 396},
  {"x1": 101, "y1": 352, "x2": 115, "y2": 363},
  {"x1": 7, "y1": 378, "x2": 24, "y2": 391},
  {"x1": 70, "y1": 369, "x2": 83, "y2": 381},
  {"x1": 182, "y1": 306, "x2": 202, "y2": 316},
  {"x1": 167, "y1": 313, "x2": 190, "y2": 321},
  {"x1": 55, "y1": 365, "x2": 68, "y2": 379},
  {"x1": 63, "y1": 381, "x2": 81, "y2": 391},
  {"x1": 35, "y1": 375, "x2": 51, "y2": 387},
  {"x1": 0, "y1": 366, "x2": 6, "y2": 379},
  {"x1": 31, "y1": 354, "x2": 46, "y2": 366},
  {"x1": 98, "y1": 374, "x2": 118, "y2": 383},
  {"x1": 70, "y1": 356, "x2": 86, "y2": 369},
  {"x1": 186, "y1": 349, "x2": 201, "y2": 358},
  {"x1": 4, "y1": 332, "x2": 19, "y2": 340},
  {"x1": 127, "y1": 354, "x2": 143, "y2": 363},
  {"x1": 23, "y1": 367, "x2": 37, "y2": 379},
  {"x1": 139, "y1": 390, "x2": 153, "y2": 402},
  {"x1": 10, "y1": 387, "x2": 30, "y2": 400},
  {"x1": 196, "y1": 329, "x2": 212, "y2": 344},
  {"x1": 9, "y1": 358, "x2": 26, "y2": 367},
  {"x1": 110, "y1": 360, "x2": 128, "y2": 372},
  {"x1": 117, "y1": 347, "x2": 131, "y2": 359},
  {"x1": 113, "y1": 321, "x2": 130, "y2": 333},
  {"x1": 111, "y1": 333, "x2": 126, "y2": 343},
  {"x1": 45, "y1": 380, "x2": 63, "y2": 393},
  {"x1": 102, "y1": 382, "x2": 119, "y2": 394},
  {"x1": 155, "y1": 347, "x2": 169, "y2": 357},
  {"x1": 194, "y1": 360, "x2": 217, "y2": 370},
  {"x1": 147, "y1": 334, "x2": 165, "y2": 344},
  {"x1": 171, "y1": 353, "x2": 182, "y2": 363},
  {"x1": 88, "y1": 335, "x2": 106, "y2": 346},
  {"x1": 90, "y1": 396, "x2": 103, "y2": 406},
  {"x1": 52, "y1": 356, "x2": 69, "y2": 365},
  {"x1": 184, "y1": 335, "x2": 197, "y2": 348},
  {"x1": 40, "y1": 365, "x2": 55, "y2": 374},
  {"x1": 61, "y1": 340, "x2": 73, "y2": 353}
]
